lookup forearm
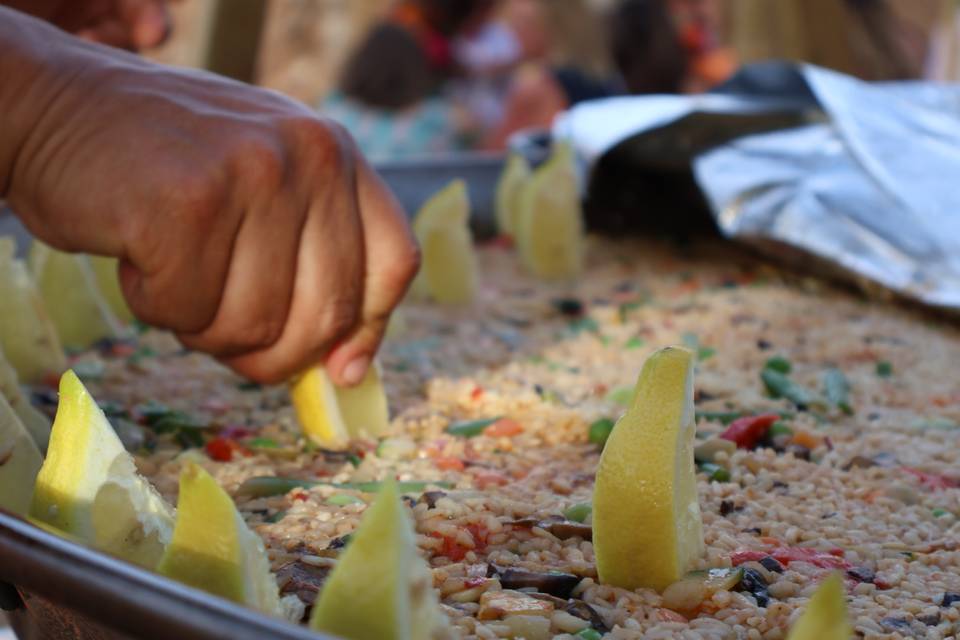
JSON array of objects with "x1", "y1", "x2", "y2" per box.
[{"x1": 0, "y1": 6, "x2": 78, "y2": 199}]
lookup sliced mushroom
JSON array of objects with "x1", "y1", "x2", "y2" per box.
[{"x1": 487, "y1": 564, "x2": 581, "y2": 599}]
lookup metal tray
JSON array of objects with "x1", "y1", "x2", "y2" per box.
[{"x1": 0, "y1": 510, "x2": 332, "y2": 640}]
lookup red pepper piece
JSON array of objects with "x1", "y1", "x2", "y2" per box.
[
  {"x1": 901, "y1": 467, "x2": 959, "y2": 491},
  {"x1": 719, "y1": 414, "x2": 781, "y2": 449},
  {"x1": 205, "y1": 437, "x2": 235, "y2": 462}
]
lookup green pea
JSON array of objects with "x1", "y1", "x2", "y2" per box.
[
  {"x1": 563, "y1": 502, "x2": 593, "y2": 523},
  {"x1": 699, "y1": 462, "x2": 731, "y2": 483},
  {"x1": 575, "y1": 629, "x2": 603, "y2": 640},
  {"x1": 588, "y1": 418, "x2": 616, "y2": 447}
]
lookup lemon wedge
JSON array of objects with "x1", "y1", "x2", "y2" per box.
[
  {"x1": 786, "y1": 573, "x2": 852, "y2": 640},
  {"x1": 89, "y1": 255, "x2": 135, "y2": 324},
  {"x1": 593, "y1": 346, "x2": 704, "y2": 591},
  {"x1": 310, "y1": 479, "x2": 448, "y2": 639},
  {"x1": 157, "y1": 463, "x2": 284, "y2": 616},
  {"x1": 30, "y1": 370, "x2": 174, "y2": 568},
  {"x1": 290, "y1": 363, "x2": 390, "y2": 449},
  {"x1": 0, "y1": 237, "x2": 65, "y2": 384},
  {"x1": 0, "y1": 392, "x2": 43, "y2": 516},
  {"x1": 411, "y1": 179, "x2": 478, "y2": 305},
  {"x1": 30, "y1": 241, "x2": 123, "y2": 350},
  {"x1": 0, "y1": 345, "x2": 51, "y2": 451},
  {"x1": 514, "y1": 143, "x2": 583, "y2": 280},
  {"x1": 495, "y1": 153, "x2": 531, "y2": 237}
]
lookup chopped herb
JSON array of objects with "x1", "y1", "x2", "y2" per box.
[
  {"x1": 98, "y1": 401, "x2": 129, "y2": 419},
  {"x1": 588, "y1": 418, "x2": 615, "y2": 447},
  {"x1": 768, "y1": 421, "x2": 793, "y2": 438},
  {"x1": 695, "y1": 411, "x2": 744, "y2": 424},
  {"x1": 327, "y1": 494, "x2": 365, "y2": 506},
  {"x1": 563, "y1": 502, "x2": 593, "y2": 523},
  {"x1": 761, "y1": 369, "x2": 824, "y2": 410},
  {"x1": 575, "y1": 629, "x2": 603, "y2": 640},
  {"x1": 568, "y1": 316, "x2": 599, "y2": 335},
  {"x1": 932, "y1": 508, "x2": 949, "y2": 518},
  {"x1": 126, "y1": 345, "x2": 157, "y2": 366},
  {"x1": 445, "y1": 417, "x2": 501, "y2": 438},
  {"x1": 347, "y1": 453, "x2": 362, "y2": 468},
  {"x1": 131, "y1": 319, "x2": 151, "y2": 334},
  {"x1": 876, "y1": 361, "x2": 893, "y2": 377},
  {"x1": 697, "y1": 346, "x2": 716, "y2": 361},
  {"x1": 822, "y1": 368, "x2": 854, "y2": 414},
  {"x1": 236, "y1": 477, "x2": 453, "y2": 498},
  {"x1": 764, "y1": 356, "x2": 792, "y2": 374},
  {"x1": 247, "y1": 437, "x2": 278, "y2": 449},
  {"x1": 606, "y1": 386, "x2": 633, "y2": 407},
  {"x1": 265, "y1": 510, "x2": 286, "y2": 523},
  {"x1": 135, "y1": 400, "x2": 208, "y2": 448},
  {"x1": 624, "y1": 336, "x2": 645, "y2": 349},
  {"x1": 699, "y1": 462, "x2": 731, "y2": 482},
  {"x1": 617, "y1": 299, "x2": 646, "y2": 322},
  {"x1": 237, "y1": 380, "x2": 262, "y2": 391}
]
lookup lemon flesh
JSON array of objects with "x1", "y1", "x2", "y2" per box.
[
  {"x1": 89, "y1": 255, "x2": 135, "y2": 324},
  {"x1": 495, "y1": 153, "x2": 531, "y2": 237},
  {"x1": 0, "y1": 238, "x2": 66, "y2": 384},
  {"x1": 0, "y1": 392, "x2": 43, "y2": 516},
  {"x1": 310, "y1": 479, "x2": 448, "y2": 640},
  {"x1": 786, "y1": 573, "x2": 852, "y2": 640},
  {"x1": 515, "y1": 143, "x2": 583, "y2": 280},
  {"x1": 157, "y1": 463, "x2": 283, "y2": 616},
  {"x1": 30, "y1": 370, "x2": 174, "y2": 568},
  {"x1": 30, "y1": 241, "x2": 122, "y2": 350},
  {"x1": 411, "y1": 179, "x2": 478, "y2": 305},
  {"x1": 291, "y1": 364, "x2": 390, "y2": 449},
  {"x1": 593, "y1": 346, "x2": 704, "y2": 591},
  {"x1": 0, "y1": 345, "x2": 51, "y2": 452}
]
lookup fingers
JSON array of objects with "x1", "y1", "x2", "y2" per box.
[
  {"x1": 119, "y1": 0, "x2": 172, "y2": 49},
  {"x1": 219, "y1": 133, "x2": 367, "y2": 384},
  {"x1": 323, "y1": 154, "x2": 420, "y2": 387}
]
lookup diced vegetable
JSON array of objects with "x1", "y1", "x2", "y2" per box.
[
  {"x1": 446, "y1": 417, "x2": 500, "y2": 438},
  {"x1": 236, "y1": 476, "x2": 454, "y2": 498},
  {"x1": 822, "y1": 368, "x2": 853, "y2": 414},
  {"x1": 247, "y1": 437, "x2": 277, "y2": 449},
  {"x1": 761, "y1": 369, "x2": 824, "y2": 410},
  {"x1": 719, "y1": 414, "x2": 780, "y2": 449},
  {"x1": 768, "y1": 421, "x2": 793, "y2": 438},
  {"x1": 699, "y1": 462, "x2": 731, "y2": 482},
  {"x1": 575, "y1": 629, "x2": 603, "y2": 640},
  {"x1": 764, "y1": 356, "x2": 792, "y2": 374},
  {"x1": 563, "y1": 502, "x2": 593, "y2": 523},
  {"x1": 588, "y1": 418, "x2": 615, "y2": 447},
  {"x1": 327, "y1": 494, "x2": 365, "y2": 506},
  {"x1": 485, "y1": 418, "x2": 523, "y2": 438},
  {"x1": 875, "y1": 361, "x2": 893, "y2": 377},
  {"x1": 932, "y1": 508, "x2": 949, "y2": 518},
  {"x1": 624, "y1": 336, "x2": 645, "y2": 349},
  {"x1": 693, "y1": 437, "x2": 736, "y2": 463}
]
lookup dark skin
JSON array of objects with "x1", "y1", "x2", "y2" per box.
[{"x1": 0, "y1": 2, "x2": 420, "y2": 386}]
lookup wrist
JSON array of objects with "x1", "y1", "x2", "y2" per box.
[{"x1": 0, "y1": 7, "x2": 84, "y2": 200}]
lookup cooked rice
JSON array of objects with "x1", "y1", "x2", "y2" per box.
[{"x1": 80, "y1": 237, "x2": 960, "y2": 639}]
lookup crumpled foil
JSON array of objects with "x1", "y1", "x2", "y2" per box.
[{"x1": 553, "y1": 61, "x2": 960, "y2": 312}]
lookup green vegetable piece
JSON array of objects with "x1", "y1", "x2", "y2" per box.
[
  {"x1": 699, "y1": 462, "x2": 731, "y2": 483},
  {"x1": 346, "y1": 453, "x2": 362, "y2": 468},
  {"x1": 575, "y1": 629, "x2": 603, "y2": 640},
  {"x1": 588, "y1": 418, "x2": 615, "y2": 447},
  {"x1": 764, "y1": 356, "x2": 792, "y2": 374},
  {"x1": 875, "y1": 361, "x2": 893, "y2": 377},
  {"x1": 697, "y1": 346, "x2": 716, "y2": 361},
  {"x1": 768, "y1": 421, "x2": 794, "y2": 438},
  {"x1": 605, "y1": 387, "x2": 633, "y2": 407},
  {"x1": 445, "y1": 417, "x2": 501, "y2": 438},
  {"x1": 932, "y1": 508, "x2": 949, "y2": 518},
  {"x1": 236, "y1": 477, "x2": 454, "y2": 499},
  {"x1": 695, "y1": 411, "x2": 744, "y2": 425},
  {"x1": 247, "y1": 437, "x2": 277, "y2": 449},
  {"x1": 327, "y1": 494, "x2": 365, "y2": 506},
  {"x1": 822, "y1": 368, "x2": 853, "y2": 415},
  {"x1": 624, "y1": 336, "x2": 645, "y2": 350},
  {"x1": 761, "y1": 369, "x2": 825, "y2": 410},
  {"x1": 568, "y1": 317, "x2": 599, "y2": 335},
  {"x1": 265, "y1": 510, "x2": 286, "y2": 523},
  {"x1": 564, "y1": 502, "x2": 592, "y2": 523}
]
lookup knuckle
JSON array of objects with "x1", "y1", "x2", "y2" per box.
[
  {"x1": 287, "y1": 116, "x2": 353, "y2": 165},
  {"x1": 231, "y1": 137, "x2": 285, "y2": 192},
  {"x1": 166, "y1": 164, "x2": 224, "y2": 231},
  {"x1": 384, "y1": 241, "x2": 422, "y2": 289}
]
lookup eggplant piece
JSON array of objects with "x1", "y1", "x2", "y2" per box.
[
  {"x1": 419, "y1": 490, "x2": 447, "y2": 509},
  {"x1": 564, "y1": 600, "x2": 609, "y2": 632},
  {"x1": 276, "y1": 561, "x2": 331, "y2": 615},
  {"x1": 736, "y1": 567, "x2": 769, "y2": 607},
  {"x1": 487, "y1": 564, "x2": 581, "y2": 599}
]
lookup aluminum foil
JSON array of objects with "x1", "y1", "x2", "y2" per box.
[{"x1": 553, "y1": 61, "x2": 960, "y2": 312}]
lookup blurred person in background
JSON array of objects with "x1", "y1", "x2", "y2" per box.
[
  {"x1": 319, "y1": 0, "x2": 496, "y2": 159},
  {"x1": 0, "y1": 0, "x2": 420, "y2": 387}
]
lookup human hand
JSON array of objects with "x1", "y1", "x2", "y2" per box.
[
  {"x1": 2, "y1": 0, "x2": 171, "y2": 49},
  {"x1": 2, "y1": 15, "x2": 419, "y2": 386}
]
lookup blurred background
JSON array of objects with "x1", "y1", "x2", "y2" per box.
[{"x1": 145, "y1": 0, "x2": 958, "y2": 162}]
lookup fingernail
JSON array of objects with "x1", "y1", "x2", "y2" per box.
[{"x1": 340, "y1": 356, "x2": 369, "y2": 387}]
